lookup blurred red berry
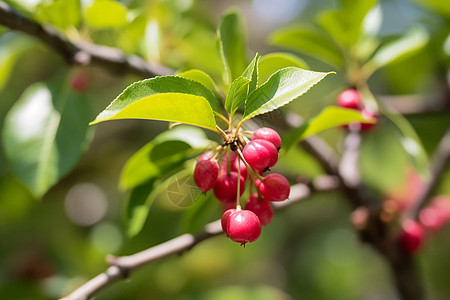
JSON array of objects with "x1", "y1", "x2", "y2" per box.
[
  {"x1": 399, "y1": 220, "x2": 424, "y2": 254},
  {"x1": 337, "y1": 89, "x2": 361, "y2": 110}
]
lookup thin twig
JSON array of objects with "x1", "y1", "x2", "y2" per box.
[
  {"x1": 411, "y1": 126, "x2": 450, "y2": 219},
  {"x1": 0, "y1": 1, "x2": 173, "y2": 78}
]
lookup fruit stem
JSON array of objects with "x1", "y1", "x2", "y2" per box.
[
  {"x1": 216, "y1": 125, "x2": 229, "y2": 141},
  {"x1": 226, "y1": 148, "x2": 231, "y2": 176},
  {"x1": 233, "y1": 120, "x2": 245, "y2": 139},
  {"x1": 236, "y1": 155, "x2": 241, "y2": 208},
  {"x1": 236, "y1": 148, "x2": 264, "y2": 181},
  {"x1": 214, "y1": 112, "x2": 230, "y2": 126}
]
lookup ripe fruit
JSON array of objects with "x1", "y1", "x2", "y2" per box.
[
  {"x1": 70, "y1": 74, "x2": 89, "y2": 92},
  {"x1": 221, "y1": 208, "x2": 236, "y2": 235},
  {"x1": 399, "y1": 220, "x2": 424, "y2": 254},
  {"x1": 226, "y1": 209, "x2": 262, "y2": 245},
  {"x1": 337, "y1": 89, "x2": 361, "y2": 110},
  {"x1": 360, "y1": 109, "x2": 377, "y2": 131},
  {"x1": 214, "y1": 173, "x2": 245, "y2": 202},
  {"x1": 194, "y1": 159, "x2": 219, "y2": 192},
  {"x1": 220, "y1": 153, "x2": 247, "y2": 179},
  {"x1": 259, "y1": 173, "x2": 290, "y2": 202},
  {"x1": 245, "y1": 193, "x2": 273, "y2": 225},
  {"x1": 198, "y1": 151, "x2": 213, "y2": 161},
  {"x1": 252, "y1": 127, "x2": 282, "y2": 150},
  {"x1": 243, "y1": 139, "x2": 278, "y2": 171},
  {"x1": 419, "y1": 196, "x2": 450, "y2": 231}
]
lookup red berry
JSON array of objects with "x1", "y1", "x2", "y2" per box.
[
  {"x1": 399, "y1": 220, "x2": 424, "y2": 254},
  {"x1": 337, "y1": 89, "x2": 361, "y2": 110},
  {"x1": 70, "y1": 74, "x2": 89, "y2": 92},
  {"x1": 259, "y1": 173, "x2": 290, "y2": 202},
  {"x1": 220, "y1": 154, "x2": 247, "y2": 179},
  {"x1": 199, "y1": 151, "x2": 213, "y2": 161},
  {"x1": 194, "y1": 159, "x2": 219, "y2": 192},
  {"x1": 360, "y1": 109, "x2": 377, "y2": 131},
  {"x1": 254, "y1": 179, "x2": 262, "y2": 189},
  {"x1": 419, "y1": 196, "x2": 450, "y2": 231},
  {"x1": 227, "y1": 210, "x2": 262, "y2": 245},
  {"x1": 214, "y1": 173, "x2": 245, "y2": 202},
  {"x1": 252, "y1": 127, "x2": 282, "y2": 150},
  {"x1": 245, "y1": 193, "x2": 273, "y2": 225},
  {"x1": 243, "y1": 139, "x2": 278, "y2": 171},
  {"x1": 221, "y1": 208, "x2": 236, "y2": 235}
]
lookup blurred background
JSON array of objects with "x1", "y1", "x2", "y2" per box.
[{"x1": 1, "y1": 0, "x2": 450, "y2": 299}]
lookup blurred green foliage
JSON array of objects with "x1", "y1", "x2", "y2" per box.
[{"x1": 0, "y1": 0, "x2": 450, "y2": 299}]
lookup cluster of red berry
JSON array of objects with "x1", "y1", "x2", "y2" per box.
[
  {"x1": 193, "y1": 127, "x2": 290, "y2": 246},
  {"x1": 337, "y1": 89, "x2": 376, "y2": 131},
  {"x1": 399, "y1": 196, "x2": 450, "y2": 254}
]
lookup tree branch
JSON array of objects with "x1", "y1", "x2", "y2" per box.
[
  {"x1": 0, "y1": 1, "x2": 173, "y2": 78},
  {"x1": 411, "y1": 126, "x2": 450, "y2": 219},
  {"x1": 60, "y1": 179, "x2": 339, "y2": 300}
]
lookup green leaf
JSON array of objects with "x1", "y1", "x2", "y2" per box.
[
  {"x1": 126, "y1": 167, "x2": 204, "y2": 237},
  {"x1": 90, "y1": 76, "x2": 220, "y2": 130},
  {"x1": 37, "y1": 0, "x2": 81, "y2": 30},
  {"x1": 317, "y1": 0, "x2": 377, "y2": 48},
  {"x1": 258, "y1": 52, "x2": 309, "y2": 86},
  {"x1": 284, "y1": 106, "x2": 377, "y2": 150},
  {"x1": 270, "y1": 26, "x2": 343, "y2": 69},
  {"x1": 120, "y1": 126, "x2": 212, "y2": 189},
  {"x1": 2, "y1": 83, "x2": 94, "y2": 198},
  {"x1": 85, "y1": 0, "x2": 128, "y2": 29},
  {"x1": 381, "y1": 107, "x2": 430, "y2": 179},
  {"x1": 410, "y1": 0, "x2": 450, "y2": 18},
  {"x1": 363, "y1": 27, "x2": 429, "y2": 76},
  {"x1": 177, "y1": 69, "x2": 221, "y2": 95},
  {"x1": 224, "y1": 76, "x2": 250, "y2": 116},
  {"x1": 241, "y1": 53, "x2": 260, "y2": 96},
  {"x1": 181, "y1": 191, "x2": 215, "y2": 233},
  {"x1": 0, "y1": 34, "x2": 34, "y2": 91},
  {"x1": 126, "y1": 180, "x2": 156, "y2": 238},
  {"x1": 242, "y1": 67, "x2": 333, "y2": 121},
  {"x1": 360, "y1": 122, "x2": 409, "y2": 192},
  {"x1": 217, "y1": 10, "x2": 248, "y2": 84}
]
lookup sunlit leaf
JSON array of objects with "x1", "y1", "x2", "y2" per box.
[
  {"x1": 2, "y1": 83, "x2": 94, "y2": 198},
  {"x1": 241, "y1": 53, "x2": 260, "y2": 96},
  {"x1": 363, "y1": 27, "x2": 429, "y2": 76},
  {"x1": 242, "y1": 67, "x2": 333, "y2": 121},
  {"x1": 37, "y1": 0, "x2": 81, "y2": 29},
  {"x1": 90, "y1": 76, "x2": 220, "y2": 130},
  {"x1": 258, "y1": 52, "x2": 309, "y2": 86},
  {"x1": 270, "y1": 26, "x2": 343, "y2": 69},
  {"x1": 177, "y1": 69, "x2": 221, "y2": 95},
  {"x1": 224, "y1": 76, "x2": 250, "y2": 116},
  {"x1": 318, "y1": 0, "x2": 377, "y2": 47},
  {"x1": 217, "y1": 10, "x2": 248, "y2": 84},
  {"x1": 284, "y1": 106, "x2": 377, "y2": 150},
  {"x1": 85, "y1": 0, "x2": 128, "y2": 29}
]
